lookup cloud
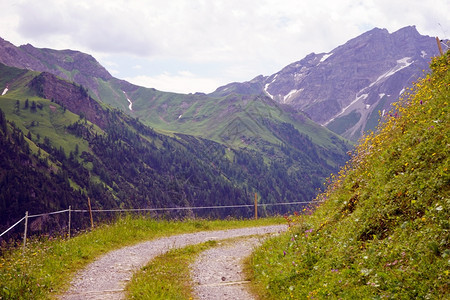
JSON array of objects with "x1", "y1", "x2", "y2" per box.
[
  {"x1": 125, "y1": 71, "x2": 224, "y2": 94},
  {"x1": 15, "y1": 0, "x2": 159, "y2": 55},
  {"x1": 1, "y1": 0, "x2": 448, "y2": 93},
  {"x1": 9, "y1": 0, "x2": 450, "y2": 59}
]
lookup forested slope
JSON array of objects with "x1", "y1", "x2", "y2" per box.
[{"x1": 0, "y1": 63, "x2": 348, "y2": 236}]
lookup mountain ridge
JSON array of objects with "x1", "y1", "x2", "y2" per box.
[
  {"x1": 212, "y1": 26, "x2": 445, "y2": 140},
  {"x1": 0, "y1": 60, "x2": 349, "y2": 234},
  {"x1": 0, "y1": 35, "x2": 351, "y2": 178}
]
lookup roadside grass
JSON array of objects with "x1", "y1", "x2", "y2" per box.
[
  {"x1": 0, "y1": 216, "x2": 283, "y2": 299},
  {"x1": 248, "y1": 53, "x2": 449, "y2": 299},
  {"x1": 126, "y1": 240, "x2": 218, "y2": 300}
]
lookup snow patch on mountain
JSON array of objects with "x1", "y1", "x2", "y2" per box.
[
  {"x1": 123, "y1": 91, "x2": 133, "y2": 111},
  {"x1": 283, "y1": 89, "x2": 298, "y2": 103},
  {"x1": 370, "y1": 57, "x2": 413, "y2": 87},
  {"x1": 320, "y1": 53, "x2": 333, "y2": 62},
  {"x1": 324, "y1": 93, "x2": 368, "y2": 126},
  {"x1": 1, "y1": 87, "x2": 8, "y2": 96},
  {"x1": 264, "y1": 74, "x2": 278, "y2": 99}
]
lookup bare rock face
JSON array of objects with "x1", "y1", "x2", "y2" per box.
[
  {"x1": 29, "y1": 72, "x2": 109, "y2": 129},
  {"x1": 212, "y1": 26, "x2": 444, "y2": 140}
]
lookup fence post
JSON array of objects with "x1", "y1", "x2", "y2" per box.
[
  {"x1": 254, "y1": 193, "x2": 258, "y2": 220},
  {"x1": 436, "y1": 37, "x2": 444, "y2": 56},
  {"x1": 68, "y1": 206, "x2": 71, "y2": 239},
  {"x1": 88, "y1": 197, "x2": 94, "y2": 229},
  {"x1": 23, "y1": 211, "x2": 28, "y2": 251}
]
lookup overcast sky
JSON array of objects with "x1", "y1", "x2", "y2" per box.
[{"x1": 1, "y1": 0, "x2": 448, "y2": 93}]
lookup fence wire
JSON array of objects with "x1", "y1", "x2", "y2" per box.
[
  {"x1": 1, "y1": 201, "x2": 320, "y2": 238},
  {"x1": 0, "y1": 216, "x2": 26, "y2": 237}
]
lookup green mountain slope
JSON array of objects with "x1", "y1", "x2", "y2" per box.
[
  {"x1": 0, "y1": 39, "x2": 350, "y2": 159},
  {"x1": 0, "y1": 39, "x2": 353, "y2": 222},
  {"x1": 0, "y1": 62, "x2": 347, "y2": 235},
  {"x1": 250, "y1": 52, "x2": 449, "y2": 298}
]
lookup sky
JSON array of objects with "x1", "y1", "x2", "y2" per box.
[{"x1": 1, "y1": 0, "x2": 448, "y2": 94}]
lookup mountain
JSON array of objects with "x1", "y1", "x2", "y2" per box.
[
  {"x1": 0, "y1": 58, "x2": 350, "y2": 235},
  {"x1": 0, "y1": 63, "x2": 266, "y2": 231},
  {"x1": 0, "y1": 37, "x2": 352, "y2": 227},
  {"x1": 0, "y1": 36, "x2": 132, "y2": 110},
  {"x1": 0, "y1": 36, "x2": 349, "y2": 151},
  {"x1": 250, "y1": 50, "x2": 449, "y2": 299},
  {"x1": 212, "y1": 26, "x2": 444, "y2": 140}
]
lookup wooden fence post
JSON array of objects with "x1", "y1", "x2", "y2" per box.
[
  {"x1": 436, "y1": 37, "x2": 444, "y2": 56},
  {"x1": 254, "y1": 193, "x2": 258, "y2": 220},
  {"x1": 88, "y1": 197, "x2": 94, "y2": 229},
  {"x1": 23, "y1": 211, "x2": 28, "y2": 251},
  {"x1": 68, "y1": 206, "x2": 71, "y2": 239}
]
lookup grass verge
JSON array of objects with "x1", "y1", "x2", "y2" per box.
[{"x1": 126, "y1": 240, "x2": 218, "y2": 299}]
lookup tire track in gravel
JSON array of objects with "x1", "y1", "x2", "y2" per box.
[
  {"x1": 191, "y1": 237, "x2": 266, "y2": 300},
  {"x1": 59, "y1": 225, "x2": 286, "y2": 300}
]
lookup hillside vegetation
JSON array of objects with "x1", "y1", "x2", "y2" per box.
[
  {"x1": 0, "y1": 62, "x2": 350, "y2": 235},
  {"x1": 250, "y1": 52, "x2": 449, "y2": 298}
]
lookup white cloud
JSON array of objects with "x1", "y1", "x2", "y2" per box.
[
  {"x1": 0, "y1": 0, "x2": 448, "y2": 93},
  {"x1": 125, "y1": 71, "x2": 224, "y2": 94}
]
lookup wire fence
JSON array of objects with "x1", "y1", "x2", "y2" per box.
[{"x1": 0, "y1": 200, "x2": 317, "y2": 249}]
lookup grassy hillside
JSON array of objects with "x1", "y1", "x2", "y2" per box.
[
  {"x1": 125, "y1": 87, "x2": 350, "y2": 156},
  {"x1": 249, "y1": 52, "x2": 449, "y2": 298}
]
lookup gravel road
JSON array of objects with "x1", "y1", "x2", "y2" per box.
[
  {"x1": 59, "y1": 225, "x2": 286, "y2": 300},
  {"x1": 191, "y1": 237, "x2": 264, "y2": 300}
]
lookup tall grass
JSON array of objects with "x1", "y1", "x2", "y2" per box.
[
  {"x1": 249, "y1": 53, "x2": 449, "y2": 299},
  {"x1": 0, "y1": 216, "x2": 283, "y2": 299}
]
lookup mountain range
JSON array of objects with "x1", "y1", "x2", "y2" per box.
[
  {"x1": 212, "y1": 26, "x2": 444, "y2": 140},
  {"x1": 0, "y1": 25, "x2": 442, "y2": 233},
  {"x1": 0, "y1": 38, "x2": 350, "y2": 233},
  {"x1": 1, "y1": 26, "x2": 444, "y2": 143}
]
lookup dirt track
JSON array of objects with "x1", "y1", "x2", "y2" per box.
[{"x1": 59, "y1": 225, "x2": 286, "y2": 300}]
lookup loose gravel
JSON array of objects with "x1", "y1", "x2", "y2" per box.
[
  {"x1": 59, "y1": 225, "x2": 286, "y2": 300},
  {"x1": 190, "y1": 237, "x2": 265, "y2": 300}
]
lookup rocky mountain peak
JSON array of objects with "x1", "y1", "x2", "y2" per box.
[{"x1": 212, "y1": 26, "x2": 445, "y2": 140}]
